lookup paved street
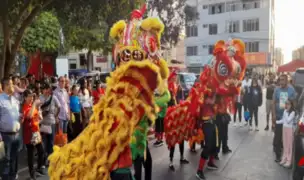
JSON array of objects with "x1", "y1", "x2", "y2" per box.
[{"x1": 16, "y1": 92, "x2": 292, "y2": 180}]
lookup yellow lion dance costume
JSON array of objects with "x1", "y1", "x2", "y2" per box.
[{"x1": 48, "y1": 4, "x2": 169, "y2": 180}]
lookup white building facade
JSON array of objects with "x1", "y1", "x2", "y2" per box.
[
  {"x1": 185, "y1": 0, "x2": 275, "y2": 73},
  {"x1": 67, "y1": 50, "x2": 112, "y2": 72}
]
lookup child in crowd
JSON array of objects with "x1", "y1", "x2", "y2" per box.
[
  {"x1": 276, "y1": 99, "x2": 296, "y2": 168},
  {"x1": 70, "y1": 85, "x2": 83, "y2": 140}
]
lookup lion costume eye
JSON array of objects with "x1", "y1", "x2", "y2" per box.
[
  {"x1": 121, "y1": 49, "x2": 132, "y2": 62},
  {"x1": 132, "y1": 50, "x2": 144, "y2": 61},
  {"x1": 218, "y1": 63, "x2": 228, "y2": 76}
]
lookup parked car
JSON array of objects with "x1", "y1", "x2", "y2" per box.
[
  {"x1": 292, "y1": 68, "x2": 304, "y2": 180},
  {"x1": 176, "y1": 72, "x2": 196, "y2": 101}
]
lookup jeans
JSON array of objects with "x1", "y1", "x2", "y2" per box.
[
  {"x1": 41, "y1": 124, "x2": 55, "y2": 160},
  {"x1": 59, "y1": 120, "x2": 68, "y2": 134},
  {"x1": 249, "y1": 107, "x2": 259, "y2": 127},
  {"x1": 1, "y1": 132, "x2": 20, "y2": 180}
]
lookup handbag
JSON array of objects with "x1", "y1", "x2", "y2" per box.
[
  {"x1": 31, "y1": 132, "x2": 42, "y2": 145},
  {"x1": 244, "y1": 110, "x2": 251, "y2": 122},
  {"x1": 54, "y1": 124, "x2": 67, "y2": 147},
  {"x1": 40, "y1": 124, "x2": 52, "y2": 134}
]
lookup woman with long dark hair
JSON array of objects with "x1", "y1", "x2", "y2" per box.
[
  {"x1": 248, "y1": 78, "x2": 263, "y2": 131},
  {"x1": 21, "y1": 89, "x2": 46, "y2": 179},
  {"x1": 79, "y1": 79, "x2": 92, "y2": 128}
]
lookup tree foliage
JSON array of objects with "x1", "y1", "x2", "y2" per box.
[
  {"x1": 22, "y1": 11, "x2": 60, "y2": 53},
  {"x1": 51, "y1": 0, "x2": 144, "y2": 54},
  {"x1": 147, "y1": 0, "x2": 187, "y2": 47},
  {"x1": 0, "y1": 0, "x2": 54, "y2": 77}
]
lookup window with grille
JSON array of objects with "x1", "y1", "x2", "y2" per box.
[
  {"x1": 186, "y1": 25, "x2": 198, "y2": 37},
  {"x1": 227, "y1": 20, "x2": 240, "y2": 33},
  {"x1": 209, "y1": 24, "x2": 218, "y2": 35},
  {"x1": 245, "y1": 42, "x2": 259, "y2": 52},
  {"x1": 243, "y1": 19, "x2": 259, "y2": 32},
  {"x1": 209, "y1": 3, "x2": 225, "y2": 14},
  {"x1": 186, "y1": 46, "x2": 198, "y2": 56}
]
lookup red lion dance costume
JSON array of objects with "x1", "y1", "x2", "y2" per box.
[{"x1": 164, "y1": 39, "x2": 246, "y2": 179}]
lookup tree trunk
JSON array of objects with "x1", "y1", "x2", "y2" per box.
[{"x1": 4, "y1": 50, "x2": 16, "y2": 77}]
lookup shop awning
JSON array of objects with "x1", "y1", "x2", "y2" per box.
[{"x1": 278, "y1": 59, "x2": 304, "y2": 72}]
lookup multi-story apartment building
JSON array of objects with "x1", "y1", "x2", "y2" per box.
[
  {"x1": 185, "y1": 0, "x2": 275, "y2": 73},
  {"x1": 292, "y1": 46, "x2": 304, "y2": 60}
]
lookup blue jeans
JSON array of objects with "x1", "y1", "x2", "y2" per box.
[
  {"x1": 1, "y1": 132, "x2": 20, "y2": 180},
  {"x1": 42, "y1": 124, "x2": 56, "y2": 158},
  {"x1": 59, "y1": 120, "x2": 68, "y2": 134}
]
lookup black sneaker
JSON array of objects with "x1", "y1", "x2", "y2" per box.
[
  {"x1": 222, "y1": 147, "x2": 232, "y2": 154},
  {"x1": 180, "y1": 158, "x2": 189, "y2": 164},
  {"x1": 190, "y1": 149, "x2": 197, "y2": 153},
  {"x1": 153, "y1": 140, "x2": 164, "y2": 147},
  {"x1": 196, "y1": 170, "x2": 206, "y2": 180},
  {"x1": 36, "y1": 168, "x2": 46, "y2": 176},
  {"x1": 207, "y1": 162, "x2": 218, "y2": 170},
  {"x1": 264, "y1": 125, "x2": 269, "y2": 131},
  {"x1": 214, "y1": 154, "x2": 220, "y2": 160},
  {"x1": 275, "y1": 157, "x2": 281, "y2": 163},
  {"x1": 169, "y1": 163, "x2": 175, "y2": 171}
]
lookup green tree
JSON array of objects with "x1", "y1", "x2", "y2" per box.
[
  {"x1": 147, "y1": 0, "x2": 188, "y2": 46},
  {"x1": 0, "y1": 0, "x2": 54, "y2": 78},
  {"x1": 0, "y1": 0, "x2": 145, "y2": 77},
  {"x1": 52, "y1": 0, "x2": 144, "y2": 70},
  {"x1": 22, "y1": 11, "x2": 60, "y2": 53}
]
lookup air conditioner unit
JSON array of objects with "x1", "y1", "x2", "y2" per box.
[
  {"x1": 203, "y1": 24, "x2": 208, "y2": 28},
  {"x1": 203, "y1": 45, "x2": 208, "y2": 48},
  {"x1": 203, "y1": 5, "x2": 208, "y2": 9}
]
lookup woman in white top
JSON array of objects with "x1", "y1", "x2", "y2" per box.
[
  {"x1": 79, "y1": 79, "x2": 93, "y2": 128},
  {"x1": 276, "y1": 99, "x2": 296, "y2": 168}
]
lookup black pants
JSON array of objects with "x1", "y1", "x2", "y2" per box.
[
  {"x1": 233, "y1": 102, "x2": 242, "y2": 123},
  {"x1": 249, "y1": 107, "x2": 259, "y2": 126},
  {"x1": 110, "y1": 170, "x2": 133, "y2": 180},
  {"x1": 134, "y1": 145, "x2": 152, "y2": 180},
  {"x1": 273, "y1": 124, "x2": 283, "y2": 159},
  {"x1": 216, "y1": 114, "x2": 230, "y2": 153},
  {"x1": 154, "y1": 117, "x2": 164, "y2": 133},
  {"x1": 69, "y1": 112, "x2": 83, "y2": 141},
  {"x1": 243, "y1": 99, "x2": 249, "y2": 112},
  {"x1": 169, "y1": 141, "x2": 184, "y2": 161},
  {"x1": 26, "y1": 143, "x2": 44, "y2": 174},
  {"x1": 191, "y1": 141, "x2": 204, "y2": 150},
  {"x1": 200, "y1": 122, "x2": 217, "y2": 159}
]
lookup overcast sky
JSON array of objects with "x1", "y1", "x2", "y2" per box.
[{"x1": 275, "y1": 0, "x2": 304, "y2": 63}]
